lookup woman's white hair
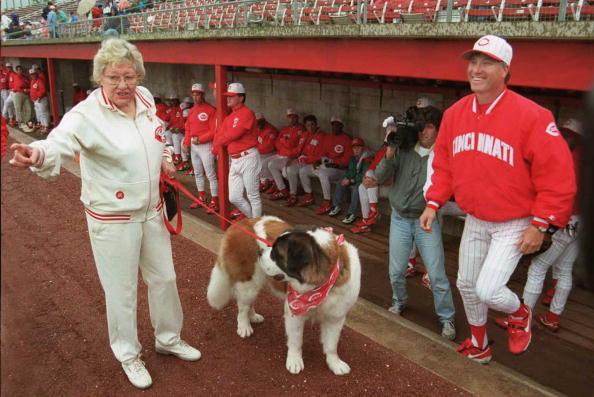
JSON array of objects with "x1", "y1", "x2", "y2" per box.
[{"x1": 92, "y1": 38, "x2": 145, "y2": 85}]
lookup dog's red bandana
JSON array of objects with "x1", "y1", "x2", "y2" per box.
[{"x1": 286, "y1": 231, "x2": 345, "y2": 316}]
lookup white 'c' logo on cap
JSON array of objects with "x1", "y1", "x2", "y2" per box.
[{"x1": 478, "y1": 38, "x2": 490, "y2": 46}]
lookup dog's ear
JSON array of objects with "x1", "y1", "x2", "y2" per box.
[{"x1": 286, "y1": 232, "x2": 330, "y2": 283}]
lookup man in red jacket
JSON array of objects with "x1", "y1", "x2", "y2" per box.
[
  {"x1": 420, "y1": 35, "x2": 576, "y2": 363},
  {"x1": 311, "y1": 116, "x2": 353, "y2": 214},
  {"x1": 72, "y1": 83, "x2": 87, "y2": 107},
  {"x1": 213, "y1": 82, "x2": 261, "y2": 220},
  {"x1": 7, "y1": 65, "x2": 29, "y2": 126},
  {"x1": 266, "y1": 108, "x2": 304, "y2": 199},
  {"x1": 183, "y1": 83, "x2": 218, "y2": 213},
  {"x1": 29, "y1": 68, "x2": 50, "y2": 134},
  {"x1": 255, "y1": 112, "x2": 279, "y2": 194}
]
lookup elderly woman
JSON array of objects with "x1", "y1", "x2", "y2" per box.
[{"x1": 9, "y1": 38, "x2": 200, "y2": 390}]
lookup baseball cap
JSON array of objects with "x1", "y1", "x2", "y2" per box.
[
  {"x1": 167, "y1": 93, "x2": 178, "y2": 100},
  {"x1": 561, "y1": 118, "x2": 583, "y2": 136},
  {"x1": 463, "y1": 35, "x2": 513, "y2": 66},
  {"x1": 255, "y1": 112, "x2": 265, "y2": 120},
  {"x1": 182, "y1": 96, "x2": 193, "y2": 104},
  {"x1": 191, "y1": 83, "x2": 204, "y2": 92},
  {"x1": 5, "y1": 62, "x2": 11, "y2": 67},
  {"x1": 223, "y1": 82, "x2": 245, "y2": 96},
  {"x1": 286, "y1": 108, "x2": 298, "y2": 116},
  {"x1": 28, "y1": 68, "x2": 36, "y2": 74},
  {"x1": 351, "y1": 137, "x2": 365, "y2": 147},
  {"x1": 330, "y1": 116, "x2": 343, "y2": 124}
]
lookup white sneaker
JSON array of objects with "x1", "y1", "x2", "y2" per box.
[
  {"x1": 441, "y1": 320, "x2": 456, "y2": 341},
  {"x1": 122, "y1": 357, "x2": 152, "y2": 389},
  {"x1": 328, "y1": 206, "x2": 342, "y2": 217},
  {"x1": 388, "y1": 304, "x2": 404, "y2": 315},
  {"x1": 342, "y1": 213, "x2": 356, "y2": 224},
  {"x1": 155, "y1": 339, "x2": 202, "y2": 361}
]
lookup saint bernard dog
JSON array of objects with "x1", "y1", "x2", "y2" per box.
[{"x1": 207, "y1": 215, "x2": 361, "y2": 375}]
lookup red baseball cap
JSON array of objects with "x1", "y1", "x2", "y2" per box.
[{"x1": 351, "y1": 137, "x2": 365, "y2": 147}]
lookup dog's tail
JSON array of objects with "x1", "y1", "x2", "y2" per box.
[{"x1": 207, "y1": 263, "x2": 233, "y2": 310}]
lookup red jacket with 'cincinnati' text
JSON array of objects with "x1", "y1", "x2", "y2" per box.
[
  {"x1": 183, "y1": 102, "x2": 216, "y2": 146},
  {"x1": 425, "y1": 90, "x2": 576, "y2": 227}
]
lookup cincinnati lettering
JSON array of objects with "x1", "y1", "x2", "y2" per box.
[{"x1": 452, "y1": 132, "x2": 514, "y2": 167}]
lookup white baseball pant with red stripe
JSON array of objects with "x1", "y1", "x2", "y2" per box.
[
  {"x1": 34, "y1": 97, "x2": 50, "y2": 127},
  {"x1": 285, "y1": 162, "x2": 306, "y2": 195},
  {"x1": 457, "y1": 215, "x2": 531, "y2": 326},
  {"x1": 190, "y1": 141, "x2": 218, "y2": 197},
  {"x1": 259, "y1": 152, "x2": 275, "y2": 182},
  {"x1": 523, "y1": 228, "x2": 578, "y2": 315},
  {"x1": 267, "y1": 154, "x2": 290, "y2": 190},
  {"x1": 229, "y1": 147, "x2": 262, "y2": 218},
  {"x1": 86, "y1": 212, "x2": 183, "y2": 363}
]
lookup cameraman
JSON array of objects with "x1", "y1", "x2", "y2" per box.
[{"x1": 375, "y1": 106, "x2": 456, "y2": 340}]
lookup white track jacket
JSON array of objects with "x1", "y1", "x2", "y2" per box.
[{"x1": 30, "y1": 86, "x2": 168, "y2": 223}]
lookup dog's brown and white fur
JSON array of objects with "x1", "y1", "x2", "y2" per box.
[{"x1": 207, "y1": 215, "x2": 361, "y2": 375}]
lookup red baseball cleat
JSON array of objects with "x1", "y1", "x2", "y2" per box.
[
  {"x1": 264, "y1": 184, "x2": 278, "y2": 195},
  {"x1": 541, "y1": 287, "x2": 555, "y2": 306},
  {"x1": 206, "y1": 198, "x2": 219, "y2": 214},
  {"x1": 285, "y1": 194, "x2": 298, "y2": 207},
  {"x1": 494, "y1": 317, "x2": 509, "y2": 329},
  {"x1": 259, "y1": 179, "x2": 272, "y2": 192},
  {"x1": 508, "y1": 304, "x2": 532, "y2": 355},
  {"x1": 366, "y1": 210, "x2": 380, "y2": 225},
  {"x1": 456, "y1": 338, "x2": 492, "y2": 364},
  {"x1": 350, "y1": 224, "x2": 371, "y2": 234},
  {"x1": 270, "y1": 188, "x2": 289, "y2": 200},
  {"x1": 189, "y1": 193, "x2": 206, "y2": 209},
  {"x1": 315, "y1": 200, "x2": 332, "y2": 215},
  {"x1": 538, "y1": 312, "x2": 560, "y2": 332},
  {"x1": 297, "y1": 193, "x2": 314, "y2": 207}
]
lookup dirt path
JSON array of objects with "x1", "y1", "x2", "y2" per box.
[{"x1": 0, "y1": 147, "x2": 469, "y2": 396}]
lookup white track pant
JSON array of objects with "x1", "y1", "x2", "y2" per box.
[
  {"x1": 0, "y1": 89, "x2": 9, "y2": 115},
  {"x1": 523, "y1": 230, "x2": 578, "y2": 315},
  {"x1": 190, "y1": 141, "x2": 218, "y2": 197},
  {"x1": 11, "y1": 91, "x2": 28, "y2": 123},
  {"x1": 171, "y1": 132, "x2": 188, "y2": 161},
  {"x1": 267, "y1": 154, "x2": 289, "y2": 190},
  {"x1": 229, "y1": 148, "x2": 262, "y2": 218},
  {"x1": 86, "y1": 213, "x2": 183, "y2": 363},
  {"x1": 313, "y1": 165, "x2": 345, "y2": 200},
  {"x1": 34, "y1": 97, "x2": 50, "y2": 127},
  {"x1": 259, "y1": 152, "x2": 275, "y2": 181},
  {"x1": 457, "y1": 215, "x2": 530, "y2": 326},
  {"x1": 2, "y1": 91, "x2": 15, "y2": 119}
]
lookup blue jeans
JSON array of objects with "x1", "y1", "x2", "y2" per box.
[
  {"x1": 332, "y1": 181, "x2": 360, "y2": 215},
  {"x1": 388, "y1": 209, "x2": 455, "y2": 323}
]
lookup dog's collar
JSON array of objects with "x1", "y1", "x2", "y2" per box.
[{"x1": 286, "y1": 233, "x2": 345, "y2": 316}]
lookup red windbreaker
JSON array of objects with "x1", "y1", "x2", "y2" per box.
[
  {"x1": 0, "y1": 70, "x2": 10, "y2": 90},
  {"x1": 73, "y1": 90, "x2": 87, "y2": 106},
  {"x1": 9, "y1": 73, "x2": 28, "y2": 92},
  {"x1": 29, "y1": 77, "x2": 46, "y2": 102},
  {"x1": 275, "y1": 124, "x2": 305, "y2": 157},
  {"x1": 322, "y1": 133, "x2": 353, "y2": 168},
  {"x1": 298, "y1": 131, "x2": 325, "y2": 164},
  {"x1": 215, "y1": 104, "x2": 258, "y2": 155},
  {"x1": 425, "y1": 90, "x2": 576, "y2": 227},
  {"x1": 256, "y1": 121, "x2": 279, "y2": 155},
  {"x1": 183, "y1": 102, "x2": 216, "y2": 146},
  {"x1": 167, "y1": 106, "x2": 185, "y2": 131}
]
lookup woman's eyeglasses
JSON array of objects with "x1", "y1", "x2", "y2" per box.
[{"x1": 103, "y1": 75, "x2": 138, "y2": 86}]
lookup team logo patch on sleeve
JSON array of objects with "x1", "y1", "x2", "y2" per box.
[
  {"x1": 257, "y1": 136, "x2": 263, "y2": 144},
  {"x1": 545, "y1": 122, "x2": 560, "y2": 137},
  {"x1": 154, "y1": 126, "x2": 165, "y2": 143},
  {"x1": 233, "y1": 117, "x2": 240, "y2": 128},
  {"x1": 198, "y1": 112, "x2": 209, "y2": 121}
]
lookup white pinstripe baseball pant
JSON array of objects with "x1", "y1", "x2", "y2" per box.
[
  {"x1": 457, "y1": 215, "x2": 531, "y2": 326},
  {"x1": 190, "y1": 141, "x2": 218, "y2": 197},
  {"x1": 33, "y1": 97, "x2": 50, "y2": 127},
  {"x1": 229, "y1": 148, "x2": 262, "y2": 218},
  {"x1": 171, "y1": 132, "x2": 189, "y2": 161},
  {"x1": 358, "y1": 170, "x2": 379, "y2": 218},
  {"x1": 523, "y1": 229, "x2": 578, "y2": 315},
  {"x1": 285, "y1": 162, "x2": 306, "y2": 195},
  {"x1": 259, "y1": 152, "x2": 275, "y2": 182},
  {"x1": 267, "y1": 154, "x2": 289, "y2": 190},
  {"x1": 314, "y1": 165, "x2": 345, "y2": 201}
]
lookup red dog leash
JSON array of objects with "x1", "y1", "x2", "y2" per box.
[{"x1": 160, "y1": 174, "x2": 273, "y2": 247}]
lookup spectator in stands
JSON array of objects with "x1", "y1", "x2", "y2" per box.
[
  {"x1": 311, "y1": 116, "x2": 353, "y2": 215},
  {"x1": 375, "y1": 105, "x2": 456, "y2": 341},
  {"x1": 255, "y1": 112, "x2": 279, "y2": 194},
  {"x1": 92, "y1": 5, "x2": 104, "y2": 31},
  {"x1": 69, "y1": 11, "x2": 79, "y2": 24},
  {"x1": 288, "y1": 114, "x2": 325, "y2": 207},
  {"x1": 183, "y1": 83, "x2": 219, "y2": 213},
  {"x1": 9, "y1": 38, "x2": 201, "y2": 390},
  {"x1": 42, "y1": 2, "x2": 53, "y2": 21},
  {"x1": 56, "y1": 6, "x2": 68, "y2": 24},
  {"x1": 47, "y1": 5, "x2": 58, "y2": 38},
  {"x1": 266, "y1": 108, "x2": 304, "y2": 200},
  {"x1": 29, "y1": 68, "x2": 50, "y2": 134},
  {"x1": 72, "y1": 83, "x2": 87, "y2": 106},
  {"x1": 328, "y1": 137, "x2": 373, "y2": 225},
  {"x1": 104, "y1": 7, "x2": 123, "y2": 35}
]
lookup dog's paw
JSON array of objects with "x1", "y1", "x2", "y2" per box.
[
  {"x1": 286, "y1": 353, "x2": 304, "y2": 374},
  {"x1": 327, "y1": 356, "x2": 351, "y2": 375},
  {"x1": 249, "y1": 312, "x2": 264, "y2": 323},
  {"x1": 237, "y1": 323, "x2": 254, "y2": 338}
]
